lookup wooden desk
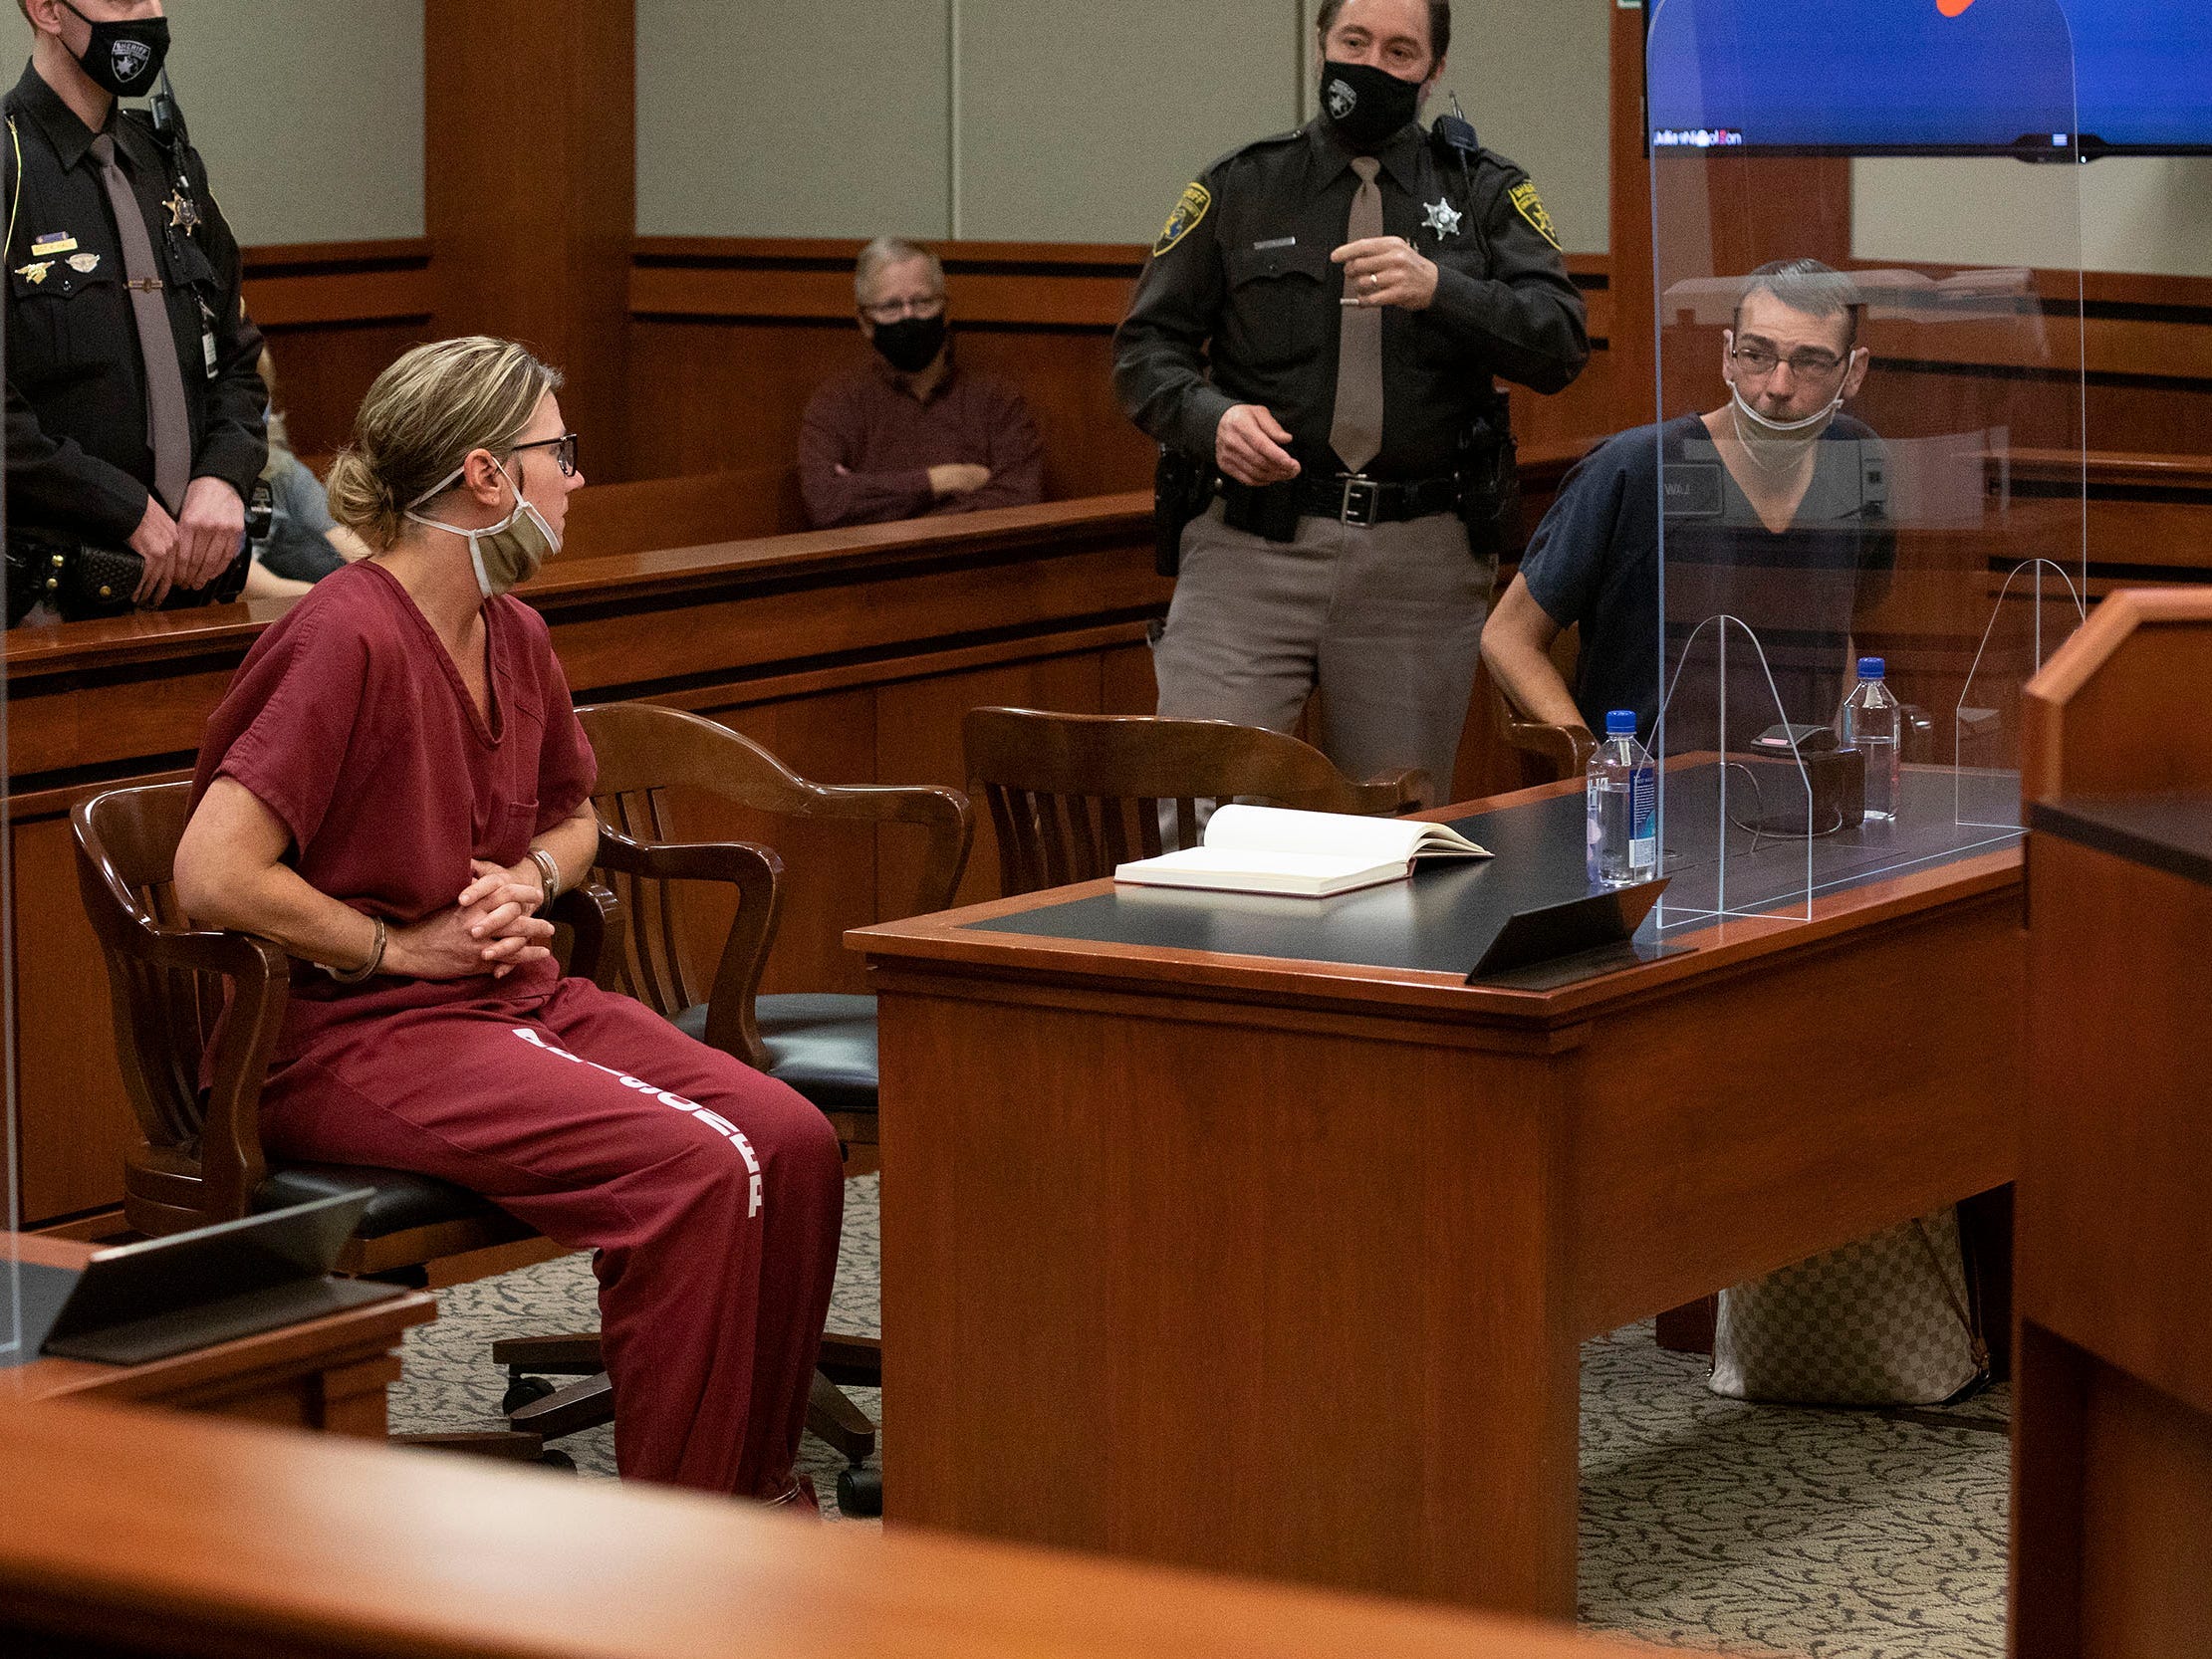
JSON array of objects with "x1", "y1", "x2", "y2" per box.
[
  {"x1": 0, "y1": 1397, "x2": 1746, "y2": 1659},
  {"x1": 2013, "y1": 588, "x2": 2212, "y2": 1659},
  {"x1": 2, "y1": 1235, "x2": 435, "y2": 1436},
  {"x1": 855, "y1": 773, "x2": 2024, "y2": 1618}
]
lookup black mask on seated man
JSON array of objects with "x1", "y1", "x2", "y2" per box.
[
  {"x1": 870, "y1": 313, "x2": 948, "y2": 375},
  {"x1": 60, "y1": 0, "x2": 170, "y2": 99},
  {"x1": 1320, "y1": 59, "x2": 1424, "y2": 153}
]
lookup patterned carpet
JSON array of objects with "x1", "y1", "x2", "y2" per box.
[{"x1": 389, "y1": 1173, "x2": 2010, "y2": 1658}]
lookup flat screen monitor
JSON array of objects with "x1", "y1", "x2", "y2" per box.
[{"x1": 1646, "y1": 0, "x2": 2212, "y2": 158}]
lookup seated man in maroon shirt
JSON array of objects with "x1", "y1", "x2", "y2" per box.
[{"x1": 799, "y1": 237, "x2": 1046, "y2": 528}]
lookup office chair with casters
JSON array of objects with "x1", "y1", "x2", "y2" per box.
[
  {"x1": 960, "y1": 707, "x2": 1426, "y2": 893},
  {"x1": 72, "y1": 780, "x2": 623, "y2": 1463},
  {"x1": 573, "y1": 700, "x2": 976, "y2": 1518}
]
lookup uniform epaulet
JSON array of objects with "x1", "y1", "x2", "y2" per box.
[{"x1": 1205, "y1": 127, "x2": 1305, "y2": 176}]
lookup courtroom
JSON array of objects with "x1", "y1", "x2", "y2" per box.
[{"x1": 4, "y1": 4, "x2": 2210, "y2": 1659}]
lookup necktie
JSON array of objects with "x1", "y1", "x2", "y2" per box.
[
  {"x1": 1329, "y1": 156, "x2": 1385, "y2": 476},
  {"x1": 90, "y1": 132, "x2": 190, "y2": 515}
]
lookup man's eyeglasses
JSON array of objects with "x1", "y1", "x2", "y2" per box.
[
  {"x1": 511, "y1": 432, "x2": 581, "y2": 476},
  {"x1": 1730, "y1": 344, "x2": 1847, "y2": 380},
  {"x1": 861, "y1": 296, "x2": 945, "y2": 325}
]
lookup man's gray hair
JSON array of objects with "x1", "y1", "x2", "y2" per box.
[
  {"x1": 1733, "y1": 258, "x2": 1863, "y2": 348},
  {"x1": 855, "y1": 237, "x2": 945, "y2": 305}
]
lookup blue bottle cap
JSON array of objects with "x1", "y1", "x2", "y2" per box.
[
  {"x1": 1857, "y1": 657, "x2": 1885, "y2": 679},
  {"x1": 1605, "y1": 710, "x2": 1637, "y2": 736}
]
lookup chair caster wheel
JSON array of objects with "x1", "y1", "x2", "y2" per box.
[
  {"x1": 539, "y1": 1448, "x2": 577, "y2": 1472},
  {"x1": 837, "y1": 1465, "x2": 882, "y2": 1518},
  {"x1": 503, "y1": 1375, "x2": 558, "y2": 1415}
]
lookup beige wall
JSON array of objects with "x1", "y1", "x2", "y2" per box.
[
  {"x1": 164, "y1": 0, "x2": 424, "y2": 246},
  {"x1": 634, "y1": 0, "x2": 1612, "y2": 253},
  {"x1": 635, "y1": 0, "x2": 951, "y2": 240},
  {"x1": 1854, "y1": 157, "x2": 2212, "y2": 279}
]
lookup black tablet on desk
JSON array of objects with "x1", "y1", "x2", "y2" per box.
[{"x1": 7, "y1": 1190, "x2": 402, "y2": 1368}]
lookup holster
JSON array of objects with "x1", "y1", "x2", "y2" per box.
[
  {"x1": 6, "y1": 530, "x2": 252, "y2": 625},
  {"x1": 1457, "y1": 393, "x2": 1522, "y2": 565},
  {"x1": 1152, "y1": 445, "x2": 1219, "y2": 578}
]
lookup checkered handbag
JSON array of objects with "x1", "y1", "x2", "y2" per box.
[{"x1": 1708, "y1": 1207, "x2": 1990, "y2": 1406}]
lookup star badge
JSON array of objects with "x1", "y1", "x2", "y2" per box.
[
  {"x1": 1421, "y1": 198, "x2": 1464, "y2": 240},
  {"x1": 163, "y1": 190, "x2": 202, "y2": 234}
]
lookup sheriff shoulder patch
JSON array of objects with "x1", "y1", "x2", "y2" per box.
[
  {"x1": 1154, "y1": 182, "x2": 1211, "y2": 257},
  {"x1": 1509, "y1": 180, "x2": 1562, "y2": 251}
]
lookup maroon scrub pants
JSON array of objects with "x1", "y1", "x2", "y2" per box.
[{"x1": 259, "y1": 976, "x2": 845, "y2": 1498}]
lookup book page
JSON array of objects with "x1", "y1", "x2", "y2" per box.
[
  {"x1": 1202, "y1": 806, "x2": 1488, "y2": 861},
  {"x1": 1201, "y1": 806, "x2": 1424, "y2": 861}
]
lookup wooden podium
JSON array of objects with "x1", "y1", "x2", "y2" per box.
[{"x1": 2015, "y1": 589, "x2": 2212, "y2": 1659}]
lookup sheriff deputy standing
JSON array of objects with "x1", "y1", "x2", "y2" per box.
[
  {"x1": 1113, "y1": 0, "x2": 1588, "y2": 804},
  {"x1": 4, "y1": 0, "x2": 266, "y2": 623}
]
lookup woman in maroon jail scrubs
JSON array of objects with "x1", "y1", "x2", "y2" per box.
[{"x1": 173, "y1": 337, "x2": 844, "y2": 1505}]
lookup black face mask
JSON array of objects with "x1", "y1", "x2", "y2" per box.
[
  {"x1": 61, "y1": 1, "x2": 170, "y2": 99},
  {"x1": 1320, "y1": 59, "x2": 1424, "y2": 152},
  {"x1": 870, "y1": 313, "x2": 947, "y2": 375}
]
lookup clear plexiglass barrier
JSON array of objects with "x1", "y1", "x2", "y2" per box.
[{"x1": 1643, "y1": 0, "x2": 2087, "y2": 927}]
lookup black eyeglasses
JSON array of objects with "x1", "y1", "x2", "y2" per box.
[{"x1": 511, "y1": 432, "x2": 581, "y2": 476}]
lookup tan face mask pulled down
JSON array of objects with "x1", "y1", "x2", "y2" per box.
[{"x1": 405, "y1": 459, "x2": 562, "y2": 598}]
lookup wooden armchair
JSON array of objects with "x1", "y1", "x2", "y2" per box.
[
  {"x1": 960, "y1": 708, "x2": 1425, "y2": 893},
  {"x1": 70, "y1": 780, "x2": 622, "y2": 1458},
  {"x1": 573, "y1": 700, "x2": 976, "y2": 1517}
]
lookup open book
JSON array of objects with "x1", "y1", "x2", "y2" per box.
[{"x1": 1113, "y1": 806, "x2": 1492, "y2": 899}]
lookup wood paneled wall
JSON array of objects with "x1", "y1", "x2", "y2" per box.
[
  {"x1": 243, "y1": 240, "x2": 435, "y2": 468},
  {"x1": 625, "y1": 236, "x2": 1622, "y2": 517},
  {"x1": 626, "y1": 238, "x2": 1152, "y2": 503}
]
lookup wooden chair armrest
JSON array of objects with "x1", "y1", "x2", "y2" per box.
[
  {"x1": 1348, "y1": 768, "x2": 1430, "y2": 816},
  {"x1": 790, "y1": 781, "x2": 976, "y2": 916},
  {"x1": 593, "y1": 830, "x2": 783, "y2": 1070},
  {"x1": 548, "y1": 881, "x2": 623, "y2": 987},
  {"x1": 1505, "y1": 717, "x2": 1598, "y2": 782},
  {"x1": 111, "y1": 920, "x2": 291, "y2": 1222}
]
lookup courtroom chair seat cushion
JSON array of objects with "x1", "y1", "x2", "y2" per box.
[
  {"x1": 674, "y1": 993, "x2": 879, "y2": 1114},
  {"x1": 253, "y1": 1163, "x2": 509, "y2": 1241}
]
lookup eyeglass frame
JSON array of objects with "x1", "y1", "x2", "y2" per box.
[
  {"x1": 510, "y1": 432, "x2": 581, "y2": 477},
  {"x1": 1728, "y1": 341, "x2": 1854, "y2": 381},
  {"x1": 859, "y1": 294, "x2": 946, "y2": 326}
]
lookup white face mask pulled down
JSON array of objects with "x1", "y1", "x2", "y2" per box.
[{"x1": 404, "y1": 459, "x2": 563, "y2": 598}]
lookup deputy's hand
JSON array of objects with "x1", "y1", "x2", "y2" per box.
[
  {"x1": 928, "y1": 462, "x2": 992, "y2": 497},
  {"x1": 1215, "y1": 403, "x2": 1301, "y2": 488},
  {"x1": 126, "y1": 495, "x2": 182, "y2": 605},
  {"x1": 1333, "y1": 236, "x2": 1438, "y2": 313},
  {"x1": 173, "y1": 477, "x2": 247, "y2": 593}
]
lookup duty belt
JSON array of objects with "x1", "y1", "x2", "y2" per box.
[{"x1": 1295, "y1": 471, "x2": 1461, "y2": 527}]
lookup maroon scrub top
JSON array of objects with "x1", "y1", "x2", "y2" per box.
[{"x1": 189, "y1": 559, "x2": 597, "y2": 1057}]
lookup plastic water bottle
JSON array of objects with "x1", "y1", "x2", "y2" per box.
[
  {"x1": 1838, "y1": 657, "x2": 1901, "y2": 824},
  {"x1": 1587, "y1": 710, "x2": 1656, "y2": 888}
]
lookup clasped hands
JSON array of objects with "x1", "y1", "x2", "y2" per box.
[
  {"x1": 1214, "y1": 236, "x2": 1438, "y2": 489},
  {"x1": 384, "y1": 859, "x2": 557, "y2": 981},
  {"x1": 127, "y1": 477, "x2": 247, "y2": 606}
]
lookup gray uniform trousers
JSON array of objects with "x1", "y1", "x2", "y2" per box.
[{"x1": 1152, "y1": 501, "x2": 1496, "y2": 807}]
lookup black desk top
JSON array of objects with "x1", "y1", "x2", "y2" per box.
[
  {"x1": 2031, "y1": 796, "x2": 2212, "y2": 889},
  {"x1": 967, "y1": 765, "x2": 2022, "y2": 977}
]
